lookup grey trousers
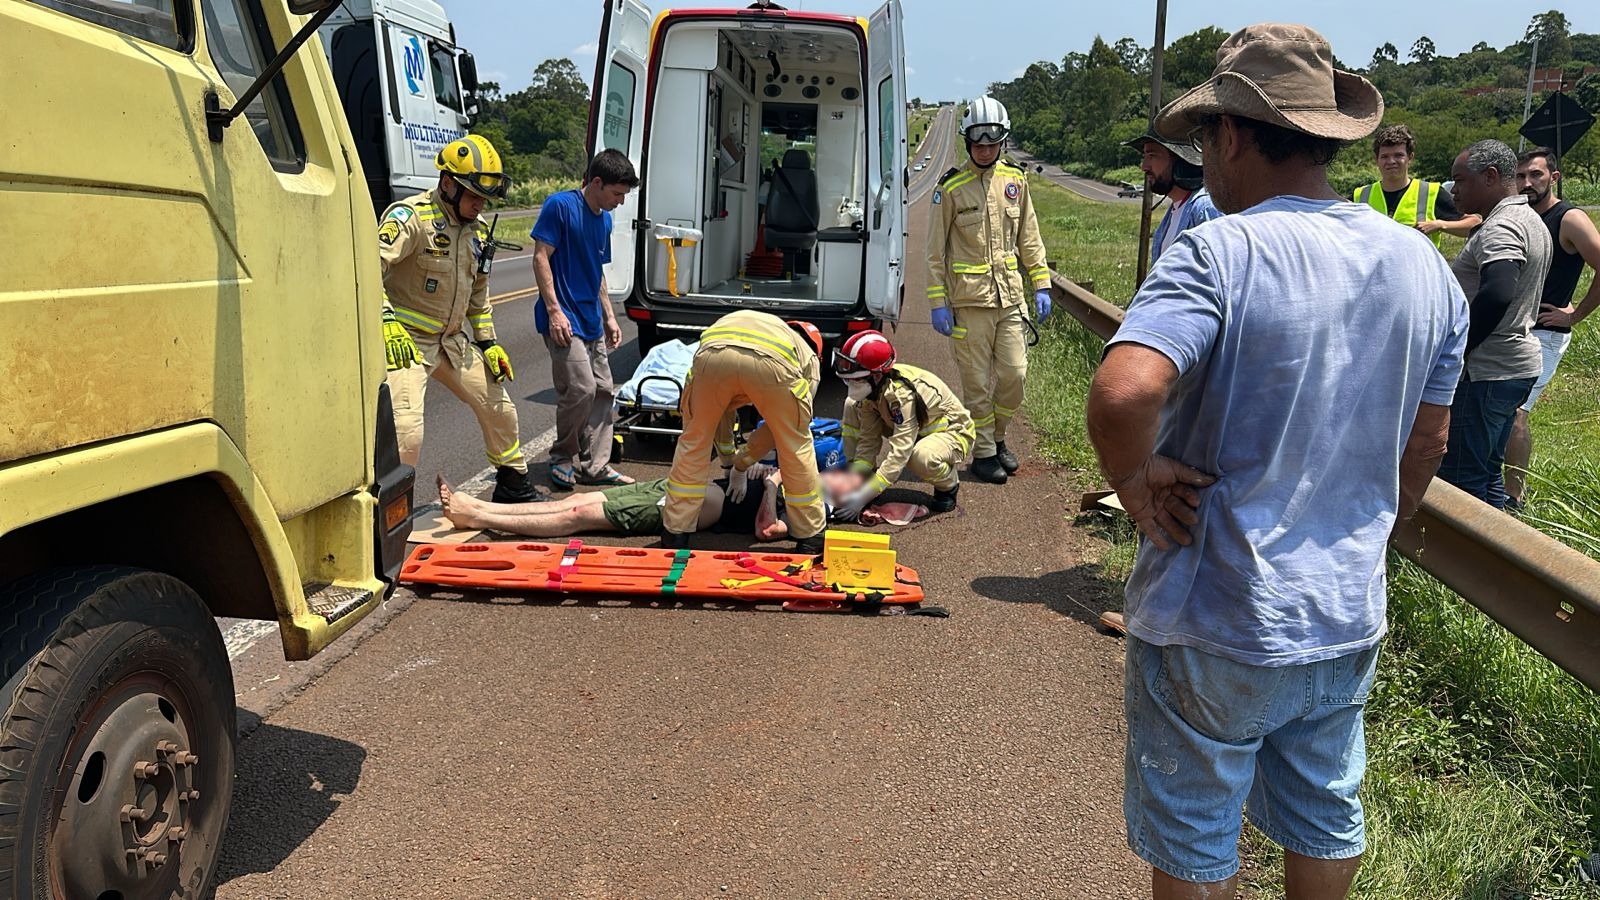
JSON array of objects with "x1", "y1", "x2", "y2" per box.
[{"x1": 545, "y1": 334, "x2": 616, "y2": 476}]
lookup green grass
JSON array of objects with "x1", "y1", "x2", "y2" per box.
[{"x1": 1024, "y1": 175, "x2": 1600, "y2": 896}]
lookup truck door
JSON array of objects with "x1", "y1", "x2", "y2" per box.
[
  {"x1": 864, "y1": 0, "x2": 907, "y2": 323},
  {"x1": 381, "y1": 17, "x2": 463, "y2": 196},
  {"x1": 587, "y1": 0, "x2": 652, "y2": 300}
]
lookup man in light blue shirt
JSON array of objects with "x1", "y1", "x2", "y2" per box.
[
  {"x1": 1126, "y1": 129, "x2": 1223, "y2": 260},
  {"x1": 1086, "y1": 23, "x2": 1467, "y2": 899}
]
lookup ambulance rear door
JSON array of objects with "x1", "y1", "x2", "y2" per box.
[
  {"x1": 864, "y1": 0, "x2": 907, "y2": 323},
  {"x1": 588, "y1": 0, "x2": 653, "y2": 301}
]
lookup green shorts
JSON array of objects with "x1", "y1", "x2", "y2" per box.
[{"x1": 600, "y1": 478, "x2": 670, "y2": 534}]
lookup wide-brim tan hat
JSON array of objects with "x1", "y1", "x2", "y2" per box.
[{"x1": 1154, "y1": 23, "x2": 1383, "y2": 144}]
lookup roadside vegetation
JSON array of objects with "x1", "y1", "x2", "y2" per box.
[{"x1": 1023, "y1": 176, "x2": 1600, "y2": 896}]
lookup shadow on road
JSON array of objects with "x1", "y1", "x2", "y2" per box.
[
  {"x1": 970, "y1": 562, "x2": 1124, "y2": 629},
  {"x1": 214, "y1": 710, "x2": 368, "y2": 885}
]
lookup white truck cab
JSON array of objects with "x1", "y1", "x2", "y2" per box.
[
  {"x1": 590, "y1": 0, "x2": 908, "y2": 351},
  {"x1": 320, "y1": 0, "x2": 480, "y2": 215}
]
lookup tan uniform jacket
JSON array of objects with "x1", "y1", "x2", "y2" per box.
[
  {"x1": 692, "y1": 310, "x2": 822, "y2": 469},
  {"x1": 926, "y1": 160, "x2": 1051, "y2": 310},
  {"x1": 845, "y1": 363, "x2": 975, "y2": 493},
  {"x1": 379, "y1": 189, "x2": 495, "y2": 368}
]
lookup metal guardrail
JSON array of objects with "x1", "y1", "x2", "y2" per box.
[{"x1": 1050, "y1": 274, "x2": 1600, "y2": 693}]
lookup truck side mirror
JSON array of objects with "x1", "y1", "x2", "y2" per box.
[
  {"x1": 208, "y1": 2, "x2": 343, "y2": 141},
  {"x1": 460, "y1": 52, "x2": 479, "y2": 94}
]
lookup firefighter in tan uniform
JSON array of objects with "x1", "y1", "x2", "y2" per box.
[
  {"x1": 832, "y1": 331, "x2": 974, "y2": 520},
  {"x1": 663, "y1": 311, "x2": 828, "y2": 553},
  {"x1": 926, "y1": 96, "x2": 1053, "y2": 485},
  {"x1": 380, "y1": 134, "x2": 541, "y2": 503}
]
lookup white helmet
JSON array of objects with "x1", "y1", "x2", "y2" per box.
[{"x1": 961, "y1": 96, "x2": 1011, "y2": 145}]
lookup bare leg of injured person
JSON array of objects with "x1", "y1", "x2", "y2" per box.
[{"x1": 439, "y1": 476, "x2": 614, "y2": 536}]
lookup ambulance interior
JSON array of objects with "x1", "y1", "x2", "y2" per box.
[{"x1": 643, "y1": 22, "x2": 868, "y2": 308}]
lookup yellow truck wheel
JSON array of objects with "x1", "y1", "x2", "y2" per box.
[{"x1": 0, "y1": 568, "x2": 235, "y2": 899}]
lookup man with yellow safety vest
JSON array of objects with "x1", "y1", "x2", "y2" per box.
[
  {"x1": 379, "y1": 134, "x2": 542, "y2": 503},
  {"x1": 1352, "y1": 124, "x2": 1479, "y2": 248},
  {"x1": 927, "y1": 96, "x2": 1052, "y2": 485},
  {"x1": 832, "y1": 330, "x2": 974, "y2": 521},
  {"x1": 661, "y1": 311, "x2": 828, "y2": 553}
]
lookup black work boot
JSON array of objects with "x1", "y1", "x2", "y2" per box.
[
  {"x1": 995, "y1": 441, "x2": 1020, "y2": 474},
  {"x1": 492, "y1": 466, "x2": 548, "y2": 504},
  {"x1": 660, "y1": 531, "x2": 692, "y2": 550},
  {"x1": 929, "y1": 483, "x2": 959, "y2": 513},
  {"x1": 793, "y1": 533, "x2": 826, "y2": 556},
  {"x1": 969, "y1": 455, "x2": 1008, "y2": 484}
]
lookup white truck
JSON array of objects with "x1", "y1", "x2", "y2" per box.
[{"x1": 320, "y1": 0, "x2": 481, "y2": 215}]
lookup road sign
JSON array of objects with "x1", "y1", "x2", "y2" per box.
[{"x1": 1518, "y1": 92, "x2": 1594, "y2": 157}]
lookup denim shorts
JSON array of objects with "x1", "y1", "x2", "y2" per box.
[{"x1": 1123, "y1": 636, "x2": 1380, "y2": 883}]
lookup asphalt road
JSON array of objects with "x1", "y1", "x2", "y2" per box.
[
  {"x1": 1007, "y1": 149, "x2": 1146, "y2": 206},
  {"x1": 217, "y1": 105, "x2": 1143, "y2": 898}
]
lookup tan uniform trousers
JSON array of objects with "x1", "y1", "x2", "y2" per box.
[
  {"x1": 907, "y1": 432, "x2": 969, "y2": 490},
  {"x1": 952, "y1": 304, "x2": 1028, "y2": 457},
  {"x1": 387, "y1": 336, "x2": 526, "y2": 472},
  {"x1": 664, "y1": 345, "x2": 825, "y2": 539}
]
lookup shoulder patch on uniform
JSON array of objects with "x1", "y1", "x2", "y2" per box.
[
  {"x1": 377, "y1": 219, "x2": 402, "y2": 245},
  {"x1": 931, "y1": 190, "x2": 942, "y2": 205},
  {"x1": 1005, "y1": 181, "x2": 1020, "y2": 200},
  {"x1": 889, "y1": 403, "x2": 905, "y2": 426},
  {"x1": 937, "y1": 167, "x2": 961, "y2": 184},
  {"x1": 384, "y1": 205, "x2": 413, "y2": 224}
]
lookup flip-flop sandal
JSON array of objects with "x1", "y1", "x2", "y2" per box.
[
  {"x1": 549, "y1": 464, "x2": 577, "y2": 491},
  {"x1": 577, "y1": 466, "x2": 635, "y2": 486}
]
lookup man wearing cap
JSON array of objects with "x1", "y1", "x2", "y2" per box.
[
  {"x1": 1352, "y1": 124, "x2": 1479, "y2": 250},
  {"x1": 1126, "y1": 130, "x2": 1223, "y2": 260},
  {"x1": 1086, "y1": 24, "x2": 1467, "y2": 898}
]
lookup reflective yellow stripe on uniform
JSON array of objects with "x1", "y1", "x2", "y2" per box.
[
  {"x1": 869, "y1": 472, "x2": 891, "y2": 493},
  {"x1": 469, "y1": 312, "x2": 493, "y2": 329},
  {"x1": 850, "y1": 459, "x2": 875, "y2": 474},
  {"x1": 1029, "y1": 266, "x2": 1051, "y2": 282},
  {"x1": 392, "y1": 306, "x2": 446, "y2": 334},
  {"x1": 995, "y1": 404, "x2": 1017, "y2": 418},
  {"x1": 487, "y1": 442, "x2": 521, "y2": 464},
  {"x1": 666, "y1": 480, "x2": 707, "y2": 499},
  {"x1": 789, "y1": 380, "x2": 809, "y2": 401},
  {"x1": 416, "y1": 204, "x2": 442, "y2": 221},
  {"x1": 918, "y1": 416, "x2": 952, "y2": 437},
  {"x1": 973, "y1": 413, "x2": 996, "y2": 427},
  {"x1": 1004, "y1": 257, "x2": 1018, "y2": 271},
  {"x1": 784, "y1": 487, "x2": 822, "y2": 507},
  {"x1": 952, "y1": 326, "x2": 968, "y2": 339},
  {"x1": 950, "y1": 261, "x2": 991, "y2": 274},
  {"x1": 715, "y1": 440, "x2": 737, "y2": 457},
  {"x1": 841, "y1": 422, "x2": 862, "y2": 439},
  {"x1": 927, "y1": 286, "x2": 947, "y2": 299},
  {"x1": 701, "y1": 326, "x2": 800, "y2": 365},
  {"x1": 945, "y1": 171, "x2": 978, "y2": 192}
]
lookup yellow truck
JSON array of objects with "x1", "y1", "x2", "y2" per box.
[{"x1": 0, "y1": 1, "x2": 413, "y2": 895}]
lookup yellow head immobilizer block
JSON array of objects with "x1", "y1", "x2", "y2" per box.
[{"x1": 823, "y1": 529, "x2": 896, "y2": 592}]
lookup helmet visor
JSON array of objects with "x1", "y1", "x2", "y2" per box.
[
  {"x1": 965, "y1": 124, "x2": 1009, "y2": 146},
  {"x1": 454, "y1": 171, "x2": 509, "y2": 199},
  {"x1": 832, "y1": 348, "x2": 871, "y2": 378}
]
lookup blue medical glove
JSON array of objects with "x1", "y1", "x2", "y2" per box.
[
  {"x1": 1035, "y1": 289, "x2": 1052, "y2": 321},
  {"x1": 930, "y1": 306, "x2": 954, "y2": 337}
]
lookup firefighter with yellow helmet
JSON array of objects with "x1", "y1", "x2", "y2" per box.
[
  {"x1": 926, "y1": 96, "x2": 1052, "y2": 485},
  {"x1": 662, "y1": 311, "x2": 828, "y2": 553},
  {"x1": 380, "y1": 134, "x2": 542, "y2": 503}
]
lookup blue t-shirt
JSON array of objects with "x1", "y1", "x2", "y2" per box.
[
  {"x1": 1111, "y1": 196, "x2": 1468, "y2": 666},
  {"x1": 1153, "y1": 186, "x2": 1223, "y2": 258},
  {"x1": 531, "y1": 189, "x2": 612, "y2": 342}
]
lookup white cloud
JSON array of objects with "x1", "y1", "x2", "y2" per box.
[
  {"x1": 905, "y1": 65, "x2": 916, "y2": 76},
  {"x1": 573, "y1": 41, "x2": 598, "y2": 55}
]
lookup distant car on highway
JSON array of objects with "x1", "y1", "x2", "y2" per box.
[
  {"x1": 913, "y1": 163, "x2": 924, "y2": 171},
  {"x1": 1116, "y1": 180, "x2": 1144, "y2": 198}
]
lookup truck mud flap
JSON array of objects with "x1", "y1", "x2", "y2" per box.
[{"x1": 373, "y1": 382, "x2": 415, "y2": 585}]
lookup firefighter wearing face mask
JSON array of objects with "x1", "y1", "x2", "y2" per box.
[
  {"x1": 926, "y1": 96, "x2": 1052, "y2": 485},
  {"x1": 833, "y1": 331, "x2": 975, "y2": 522},
  {"x1": 381, "y1": 134, "x2": 541, "y2": 504}
]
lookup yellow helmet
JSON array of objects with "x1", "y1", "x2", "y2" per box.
[{"x1": 436, "y1": 134, "x2": 510, "y2": 199}]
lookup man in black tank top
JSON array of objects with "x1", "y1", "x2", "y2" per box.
[{"x1": 1505, "y1": 148, "x2": 1600, "y2": 509}]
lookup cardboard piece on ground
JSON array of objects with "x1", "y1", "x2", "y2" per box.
[
  {"x1": 406, "y1": 504, "x2": 482, "y2": 544},
  {"x1": 1078, "y1": 489, "x2": 1125, "y2": 513}
]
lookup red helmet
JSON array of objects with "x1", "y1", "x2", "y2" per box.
[
  {"x1": 834, "y1": 330, "x2": 895, "y2": 378},
  {"x1": 786, "y1": 320, "x2": 823, "y2": 359}
]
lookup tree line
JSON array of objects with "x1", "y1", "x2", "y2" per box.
[
  {"x1": 987, "y1": 10, "x2": 1600, "y2": 194},
  {"x1": 469, "y1": 57, "x2": 593, "y2": 190}
]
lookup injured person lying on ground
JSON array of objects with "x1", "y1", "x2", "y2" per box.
[{"x1": 438, "y1": 466, "x2": 867, "y2": 541}]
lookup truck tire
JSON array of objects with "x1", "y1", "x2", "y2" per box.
[{"x1": 0, "y1": 567, "x2": 236, "y2": 900}]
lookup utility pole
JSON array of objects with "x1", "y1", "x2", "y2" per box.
[
  {"x1": 1135, "y1": 0, "x2": 1168, "y2": 286},
  {"x1": 1520, "y1": 36, "x2": 1541, "y2": 151}
]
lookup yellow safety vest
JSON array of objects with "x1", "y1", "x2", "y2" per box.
[{"x1": 1354, "y1": 180, "x2": 1441, "y2": 248}]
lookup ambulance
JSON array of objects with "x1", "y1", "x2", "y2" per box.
[
  {"x1": 319, "y1": 0, "x2": 481, "y2": 214},
  {"x1": 590, "y1": 0, "x2": 908, "y2": 351}
]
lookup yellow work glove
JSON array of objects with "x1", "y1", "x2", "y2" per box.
[
  {"x1": 382, "y1": 309, "x2": 421, "y2": 371},
  {"x1": 476, "y1": 341, "x2": 514, "y2": 382}
]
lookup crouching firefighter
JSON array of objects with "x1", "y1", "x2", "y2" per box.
[
  {"x1": 926, "y1": 95, "x2": 1052, "y2": 485},
  {"x1": 662, "y1": 311, "x2": 829, "y2": 554},
  {"x1": 379, "y1": 134, "x2": 543, "y2": 503},
  {"x1": 833, "y1": 330, "x2": 976, "y2": 521}
]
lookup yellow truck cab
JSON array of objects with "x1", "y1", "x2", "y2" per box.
[
  {"x1": 593, "y1": 0, "x2": 908, "y2": 352},
  {"x1": 0, "y1": 1, "x2": 413, "y2": 895}
]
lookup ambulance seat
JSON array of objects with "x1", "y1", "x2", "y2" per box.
[{"x1": 764, "y1": 149, "x2": 819, "y2": 276}]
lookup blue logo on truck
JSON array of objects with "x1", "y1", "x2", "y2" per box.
[{"x1": 403, "y1": 35, "x2": 426, "y2": 96}]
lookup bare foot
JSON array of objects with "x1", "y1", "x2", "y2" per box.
[{"x1": 437, "y1": 475, "x2": 486, "y2": 531}]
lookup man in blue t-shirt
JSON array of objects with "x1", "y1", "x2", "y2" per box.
[
  {"x1": 531, "y1": 149, "x2": 639, "y2": 490},
  {"x1": 1086, "y1": 24, "x2": 1467, "y2": 897}
]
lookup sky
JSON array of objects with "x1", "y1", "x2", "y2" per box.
[{"x1": 440, "y1": 2, "x2": 1598, "y2": 103}]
